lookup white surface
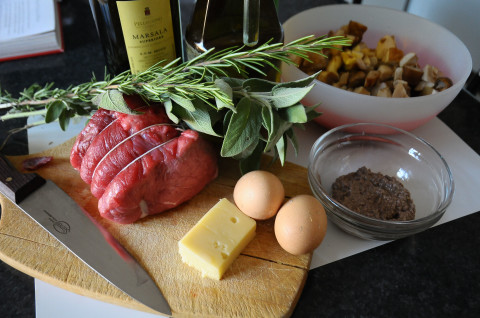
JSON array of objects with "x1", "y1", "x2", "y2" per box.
[
  {"x1": 28, "y1": 116, "x2": 480, "y2": 317},
  {"x1": 35, "y1": 280, "x2": 166, "y2": 318},
  {"x1": 27, "y1": 116, "x2": 89, "y2": 154}
]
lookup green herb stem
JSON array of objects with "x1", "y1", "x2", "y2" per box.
[{"x1": 2, "y1": 109, "x2": 48, "y2": 119}]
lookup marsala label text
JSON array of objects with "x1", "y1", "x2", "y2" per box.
[{"x1": 132, "y1": 27, "x2": 169, "y2": 43}]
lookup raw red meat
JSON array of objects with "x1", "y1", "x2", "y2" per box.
[
  {"x1": 70, "y1": 96, "x2": 218, "y2": 224},
  {"x1": 90, "y1": 123, "x2": 180, "y2": 198},
  {"x1": 70, "y1": 108, "x2": 118, "y2": 170},
  {"x1": 79, "y1": 106, "x2": 171, "y2": 184},
  {"x1": 98, "y1": 129, "x2": 218, "y2": 224},
  {"x1": 22, "y1": 156, "x2": 53, "y2": 171}
]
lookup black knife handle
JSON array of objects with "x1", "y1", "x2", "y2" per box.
[{"x1": 0, "y1": 155, "x2": 46, "y2": 204}]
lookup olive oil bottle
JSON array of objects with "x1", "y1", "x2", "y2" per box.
[
  {"x1": 89, "y1": 0, "x2": 183, "y2": 75},
  {"x1": 185, "y1": 0, "x2": 283, "y2": 81}
]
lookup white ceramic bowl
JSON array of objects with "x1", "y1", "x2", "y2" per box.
[{"x1": 281, "y1": 4, "x2": 472, "y2": 132}]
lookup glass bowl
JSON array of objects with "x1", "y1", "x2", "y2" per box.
[{"x1": 308, "y1": 123, "x2": 454, "y2": 240}]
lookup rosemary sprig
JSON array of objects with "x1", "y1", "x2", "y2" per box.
[{"x1": 0, "y1": 35, "x2": 351, "y2": 172}]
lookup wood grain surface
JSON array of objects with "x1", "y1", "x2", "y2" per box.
[{"x1": 0, "y1": 138, "x2": 312, "y2": 317}]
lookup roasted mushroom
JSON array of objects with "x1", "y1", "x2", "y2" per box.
[
  {"x1": 294, "y1": 21, "x2": 453, "y2": 98},
  {"x1": 348, "y1": 70, "x2": 366, "y2": 88},
  {"x1": 376, "y1": 35, "x2": 396, "y2": 60},
  {"x1": 392, "y1": 81, "x2": 409, "y2": 98},
  {"x1": 364, "y1": 70, "x2": 380, "y2": 88},
  {"x1": 435, "y1": 77, "x2": 453, "y2": 91},
  {"x1": 403, "y1": 65, "x2": 424, "y2": 86}
]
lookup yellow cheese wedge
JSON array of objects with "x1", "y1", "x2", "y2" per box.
[{"x1": 178, "y1": 198, "x2": 256, "y2": 280}]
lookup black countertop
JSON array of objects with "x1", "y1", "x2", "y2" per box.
[{"x1": 1, "y1": 0, "x2": 479, "y2": 317}]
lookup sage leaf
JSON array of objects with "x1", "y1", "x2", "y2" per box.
[
  {"x1": 274, "y1": 71, "x2": 319, "y2": 89},
  {"x1": 174, "y1": 99, "x2": 220, "y2": 137},
  {"x1": 214, "y1": 79, "x2": 235, "y2": 111},
  {"x1": 262, "y1": 107, "x2": 292, "y2": 153},
  {"x1": 239, "y1": 141, "x2": 266, "y2": 175},
  {"x1": 232, "y1": 137, "x2": 261, "y2": 160},
  {"x1": 242, "y1": 78, "x2": 277, "y2": 92},
  {"x1": 270, "y1": 85, "x2": 314, "y2": 108},
  {"x1": 168, "y1": 93, "x2": 195, "y2": 111},
  {"x1": 276, "y1": 135, "x2": 286, "y2": 166},
  {"x1": 70, "y1": 103, "x2": 92, "y2": 116},
  {"x1": 262, "y1": 106, "x2": 273, "y2": 138},
  {"x1": 164, "y1": 99, "x2": 180, "y2": 123},
  {"x1": 45, "y1": 100, "x2": 66, "y2": 123},
  {"x1": 223, "y1": 109, "x2": 233, "y2": 134},
  {"x1": 94, "y1": 90, "x2": 140, "y2": 115},
  {"x1": 58, "y1": 109, "x2": 70, "y2": 131},
  {"x1": 221, "y1": 97, "x2": 262, "y2": 158},
  {"x1": 220, "y1": 77, "x2": 245, "y2": 89},
  {"x1": 283, "y1": 104, "x2": 308, "y2": 123},
  {"x1": 306, "y1": 105, "x2": 322, "y2": 121},
  {"x1": 286, "y1": 128, "x2": 299, "y2": 157}
]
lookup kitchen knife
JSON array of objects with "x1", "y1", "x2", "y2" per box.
[{"x1": 0, "y1": 155, "x2": 171, "y2": 316}]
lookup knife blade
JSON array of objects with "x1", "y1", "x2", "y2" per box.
[{"x1": 0, "y1": 155, "x2": 171, "y2": 316}]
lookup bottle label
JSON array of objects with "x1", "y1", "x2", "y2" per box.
[{"x1": 117, "y1": 0, "x2": 176, "y2": 74}]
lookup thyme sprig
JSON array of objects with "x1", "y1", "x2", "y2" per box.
[{"x1": 0, "y1": 35, "x2": 351, "y2": 172}]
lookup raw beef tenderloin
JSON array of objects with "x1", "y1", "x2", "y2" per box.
[
  {"x1": 79, "y1": 106, "x2": 171, "y2": 184},
  {"x1": 90, "y1": 123, "x2": 180, "y2": 198},
  {"x1": 71, "y1": 97, "x2": 219, "y2": 224},
  {"x1": 70, "y1": 108, "x2": 118, "y2": 170},
  {"x1": 70, "y1": 94, "x2": 149, "y2": 170},
  {"x1": 98, "y1": 129, "x2": 218, "y2": 224}
]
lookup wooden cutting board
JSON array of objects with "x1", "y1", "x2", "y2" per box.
[{"x1": 0, "y1": 137, "x2": 313, "y2": 317}]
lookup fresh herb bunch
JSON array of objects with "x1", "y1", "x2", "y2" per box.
[{"x1": 0, "y1": 35, "x2": 351, "y2": 172}]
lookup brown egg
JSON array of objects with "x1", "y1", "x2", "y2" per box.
[
  {"x1": 274, "y1": 194, "x2": 327, "y2": 255},
  {"x1": 233, "y1": 170, "x2": 285, "y2": 220}
]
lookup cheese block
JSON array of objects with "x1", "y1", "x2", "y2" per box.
[{"x1": 178, "y1": 198, "x2": 256, "y2": 280}]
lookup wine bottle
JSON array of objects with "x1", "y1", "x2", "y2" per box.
[
  {"x1": 89, "y1": 0, "x2": 183, "y2": 75},
  {"x1": 184, "y1": 0, "x2": 283, "y2": 81}
]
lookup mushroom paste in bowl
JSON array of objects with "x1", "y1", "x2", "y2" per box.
[{"x1": 331, "y1": 166, "x2": 415, "y2": 221}]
